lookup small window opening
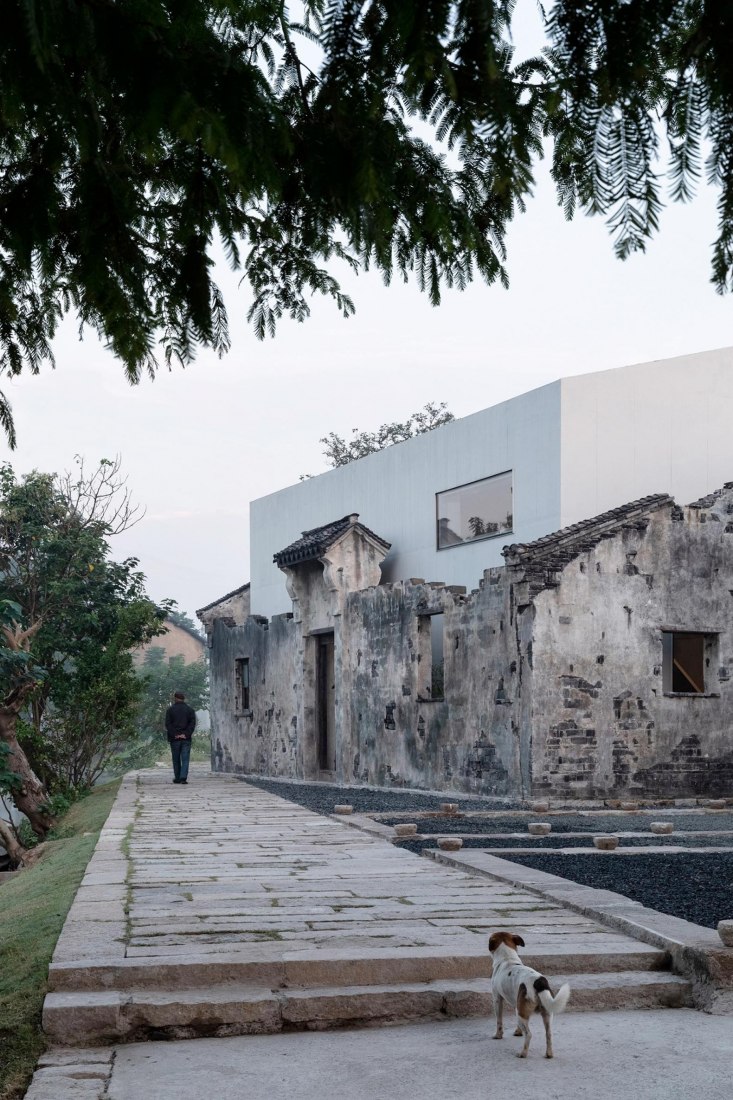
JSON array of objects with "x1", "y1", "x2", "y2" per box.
[
  {"x1": 662, "y1": 633, "x2": 713, "y2": 694},
  {"x1": 235, "y1": 658, "x2": 250, "y2": 712},
  {"x1": 418, "y1": 613, "x2": 445, "y2": 700},
  {"x1": 431, "y1": 614, "x2": 445, "y2": 699}
]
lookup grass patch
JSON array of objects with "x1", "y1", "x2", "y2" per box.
[{"x1": 0, "y1": 780, "x2": 120, "y2": 1100}]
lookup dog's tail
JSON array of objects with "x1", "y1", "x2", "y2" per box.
[{"x1": 537, "y1": 982, "x2": 570, "y2": 1015}]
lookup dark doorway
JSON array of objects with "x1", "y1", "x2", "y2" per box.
[{"x1": 316, "y1": 632, "x2": 336, "y2": 772}]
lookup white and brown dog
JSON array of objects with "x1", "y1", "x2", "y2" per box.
[{"x1": 488, "y1": 931, "x2": 570, "y2": 1059}]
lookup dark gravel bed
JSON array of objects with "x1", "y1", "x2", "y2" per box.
[
  {"x1": 241, "y1": 776, "x2": 513, "y2": 814},
  {"x1": 395, "y1": 833, "x2": 733, "y2": 853},
  {"x1": 380, "y1": 812, "x2": 733, "y2": 834},
  {"x1": 499, "y1": 852, "x2": 733, "y2": 930}
]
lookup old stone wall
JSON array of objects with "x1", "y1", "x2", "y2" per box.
[
  {"x1": 338, "y1": 574, "x2": 527, "y2": 796},
  {"x1": 208, "y1": 614, "x2": 299, "y2": 777},
  {"x1": 530, "y1": 496, "x2": 733, "y2": 799}
]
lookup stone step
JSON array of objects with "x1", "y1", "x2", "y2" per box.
[
  {"x1": 47, "y1": 942, "x2": 671, "y2": 993},
  {"x1": 42, "y1": 970, "x2": 693, "y2": 1046}
]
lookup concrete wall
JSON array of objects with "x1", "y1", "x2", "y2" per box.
[
  {"x1": 560, "y1": 348, "x2": 733, "y2": 526},
  {"x1": 530, "y1": 494, "x2": 733, "y2": 799},
  {"x1": 250, "y1": 381, "x2": 563, "y2": 617},
  {"x1": 249, "y1": 348, "x2": 733, "y2": 620}
]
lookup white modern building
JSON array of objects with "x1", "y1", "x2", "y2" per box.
[{"x1": 250, "y1": 348, "x2": 733, "y2": 618}]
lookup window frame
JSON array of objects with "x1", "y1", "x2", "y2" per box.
[
  {"x1": 661, "y1": 630, "x2": 719, "y2": 697},
  {"x1": 234, "y1": 657, "x2": 251, "y2": 714},
  {"x1": 435, "y1": 470, "x2": 513, "y2": 551}
]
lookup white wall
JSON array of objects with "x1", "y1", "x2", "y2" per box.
[
  {"x1": 560, "y1": 348, "x2": 733, "y2": 525},
  {"x1": 250, "y1": 382, "x2": 563, "y2": 617}
]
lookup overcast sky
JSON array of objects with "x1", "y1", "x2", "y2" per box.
[{"x1": 2, "y1": 4, "x2": 732, "y2": 620}]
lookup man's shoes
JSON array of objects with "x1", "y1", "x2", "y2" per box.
[
  {"x1": 172, "y1": 779, "x2": 181, "y2": 784},
  {"x1": 180, "y1": 779, "x2": 188, "y2": 785}
]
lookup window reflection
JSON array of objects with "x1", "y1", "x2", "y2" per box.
[{"x1": 436, "y1": 472, "x2": 513, "y2": 549}]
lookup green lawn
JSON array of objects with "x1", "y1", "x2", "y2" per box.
[{"x1": 0, "y1": 781, "x2": 121, "y2": 1100}]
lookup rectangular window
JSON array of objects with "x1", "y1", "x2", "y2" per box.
[
  {"x1": 436, "y1": 471, "x2": 513, "y2": 549},
  {"x1": 235, "y1": 658, "x2": 250, "y2": 712},
  {"x1": 662, "y1": 632, "x2": 715, "y2": 694}
]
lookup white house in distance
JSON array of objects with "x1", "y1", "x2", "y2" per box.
[{"x1": 250, "y1": 347, "x2": 733, "y2": 618}]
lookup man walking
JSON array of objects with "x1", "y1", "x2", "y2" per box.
[{"x1": 165, "y1": 691, "x2": 196, "y2": 784}]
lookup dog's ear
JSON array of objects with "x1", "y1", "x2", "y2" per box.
[
  {"x1": 512, "y1": 934, "x2": 525, "y2": 948},
  {"x1": 488, "y1": 933, "x2": 501, "y2": 953}
]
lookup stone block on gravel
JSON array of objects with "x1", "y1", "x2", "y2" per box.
[
  {"x1": 593, "y1": 836, "x2": 619, "y2": 850},
  {"x1": 440, "y1": 803, "x2": 459, "y2": 814},
  {"x1": 334, "y1": 805, "x2": 353, "y2": 815},
  {"x1": 437, "y1": 838, "x2": 463, "y2": 851},
  {"x1": 650, "y1": 822, "x2": 674, "y2": 835},
  {"x1": 718, "y1": 920, "x2": 733, "y2": 947},
  {"x1": 393, "y1": 823, "x2": 418, "y2": 836},
  {"x1": 528, "y1": 822, "x2": 551, "y2": 836}
]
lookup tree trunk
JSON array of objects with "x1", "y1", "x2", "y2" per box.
[
  {"x1": 0, "y1": 706, "x2": 53, "y2": 839},
  {"x1": 0, "y1": 818, "x2": 27, "y2": 867}
]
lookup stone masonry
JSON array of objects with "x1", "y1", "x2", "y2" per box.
[{"x1": 202, "y1": 489, "x2": 733, "y2": 800}]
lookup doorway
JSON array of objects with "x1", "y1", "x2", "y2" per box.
[{"x1": 316, "y1": 632, "x2": 336, "y2": 772}]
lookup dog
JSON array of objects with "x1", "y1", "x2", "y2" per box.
[{"x1": 488, "y1": 931, "x2": 570, "y2": 1059}]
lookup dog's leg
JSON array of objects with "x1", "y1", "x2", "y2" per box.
[
  {"x1": 492, "y1": 991, "x2": 504, "y2": 1039},
  {"x1": 539, "y1": 1005, "x2": 553, "y2": 1059},
  {"x1": 515, "y1": 984, "x2": 532, "y2": 1058}
]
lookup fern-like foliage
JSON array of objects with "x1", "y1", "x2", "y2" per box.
[{"x1": 1, "y1": 1, "x2": 732, "y2": 447}]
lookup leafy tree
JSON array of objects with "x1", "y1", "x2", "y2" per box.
[
  {"x1": 3, "y1": 2, "x2": 733, "y2": 445},
  {"x1": 135, "y1": 649, "x2": 209, "y2": 742},
  {"x1": 115, "y1": 649, "x2": 209, "y2": 772},
  {"x1": 314, "y1": 401, "x2": 454, "y2": 471},
  {"x1": 0, "y1": 599, "x2": 49, "y2": 838},
  {"x1": 0, "y1": 461, "x2": 166, "y2": 827}
]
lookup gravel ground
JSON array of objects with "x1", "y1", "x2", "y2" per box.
[
  {"x1": 502, "y1": 852, "x2": 733, "y2": 929},
  {"x1": 240, "y1": 776, "x2": 513, "y2": 813},
  {"x1": 380, "y1": 812, "x2": 733, "y2": 834},
  {"x1": 394, "y1": 833, "x2": 733, "y2": 852}
]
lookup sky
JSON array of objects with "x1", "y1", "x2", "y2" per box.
[{"x1": 2, "y1": 5, "x2": 732, "y2": 621}]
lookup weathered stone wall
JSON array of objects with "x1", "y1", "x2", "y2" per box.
[
  {"x1": 208, "y1": 614, "x2": 299, "y2": 777},
  {"x1": 198, "y1": 586, "x2": 251, "y2": 645},
  {"x1": 529, "y1": 495, "x2": 733, "y2": 799},
  {"x1": 204, "y1": 490, "x2": 733, "y2": 800},
  {"x1": 338, "y1": 575, "x2": 527, "y2": 796}
]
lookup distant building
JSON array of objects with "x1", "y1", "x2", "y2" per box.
[{"x1": 133, "y1": 619, "x2": 206, "y2": 668}]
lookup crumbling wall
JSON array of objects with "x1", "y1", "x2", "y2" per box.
[
  {"x1": 339, "y1": 573, "x2": 526, "y2": 796},
  {"x1": 208, "y1": 613, "x2": 299, "y2": 777},
  {"x1": 530, "y1": 493, "x2": 733, "y2": 799}
]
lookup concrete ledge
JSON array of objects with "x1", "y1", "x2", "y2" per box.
[{"x1": 426, "y1": 849, "x2": 733, "y2": 1011}]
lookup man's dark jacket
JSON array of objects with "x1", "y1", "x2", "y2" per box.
[{"x1": 165, "y1": 701, "x2": 196, "y2": 743}]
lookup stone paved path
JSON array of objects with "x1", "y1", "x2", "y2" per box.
[
  {"x1": 125, "y1": 768, "x2": 659, "y2": 960},
  {"x1": 41, "y1": 766, "x2": 698, "y2": 1054}
]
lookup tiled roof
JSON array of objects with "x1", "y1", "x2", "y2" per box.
[
  {"x1": 687, "y1": 483, "x2": 733, "y2": 509},
  {"x1": 502, "y1": 494, "x2": 673, "y2": 591},
  {"x1": 274, "y1": 514, "x2": 390, "y2": 568},
  {"x1": 196, "y1": 583, "x2": 250, "y2": 616}
]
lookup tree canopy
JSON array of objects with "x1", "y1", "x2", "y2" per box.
[
  {"x1": 0, "y1": 459, "x2": 166, "y2": 825},
  {"x1": 2, "y1": 1, "x2": 732, "y2": 444},
  {"x1": 315, "y1": 401, "x2": 454, "y2": 469}
]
